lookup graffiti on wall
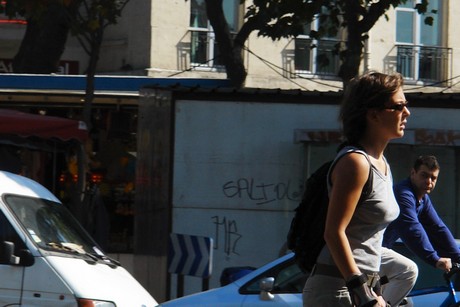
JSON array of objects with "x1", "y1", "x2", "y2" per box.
[
  {"x1": 222, "y1": 178, "x2": 302, "y2": 205},
  {"x1": 211, "y1": 216, "x2": 242, "y2": 257}
]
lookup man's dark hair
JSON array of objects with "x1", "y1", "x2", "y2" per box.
[{"x1": 413, "y1": 155, "x2": 440, "y2": 172}]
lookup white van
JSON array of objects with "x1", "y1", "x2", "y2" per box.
[{"x1": 0, "y1": 171, "x2": 158, "y2": 307}]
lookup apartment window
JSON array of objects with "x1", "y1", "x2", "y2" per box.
[
  {"x1": 189, "y1": 0, "x2": 239, "y2": 67},
  {"x1": 395, "y1": 0, "x2": 450, "y2": 83},
  {"x1": 295, "y1": 11, "x2": 341, "y2": 77}
]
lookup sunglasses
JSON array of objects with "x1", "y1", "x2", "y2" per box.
[{"x1": 384, "y1": 101, "x2": 409, "y2": 111}]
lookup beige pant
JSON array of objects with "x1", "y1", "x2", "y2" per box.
[
  {"x1": 302, "y1": 248, "x2": 418, "y2": 307},
  {"x1": 380, "y1": 247, "x2": 418, "y2": 306},
  {"x1": 302, "y1": 273, "x2": 352, "y2": 307}
]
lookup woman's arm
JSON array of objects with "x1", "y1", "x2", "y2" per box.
[{"x1": 324, "y1": 152, "x2": 371, "y2": 279}]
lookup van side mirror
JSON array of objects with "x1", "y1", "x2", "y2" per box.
[
  {"x1": 0, "y1": 241, "x2": 34, "y2": 266},
  {"x1": 18, "y1": 249, "x2": 35, "y2": 266},
  {"x1": 1, "y1": 241, "x2": 19, "y2": 264}
]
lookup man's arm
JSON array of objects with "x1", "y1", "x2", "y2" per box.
[
  {"x1": 419, "y1": 196, "x2": 460, "y2": 264},
  {"x1": 393, "y1": 187, "x2": 440, "y2": 266}
]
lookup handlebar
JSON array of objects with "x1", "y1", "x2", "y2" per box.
[{"x1": 444, "y1": 262, "x2": 460, "y2": 281}]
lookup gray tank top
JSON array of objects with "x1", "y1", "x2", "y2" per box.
[{"x1": 316, "y1": 146, "x2": 400, "y2": 273}]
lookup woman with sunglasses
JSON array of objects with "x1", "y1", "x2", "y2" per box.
[{"x1": 303, "y1": 71, "x2": 417, "y2": 307}]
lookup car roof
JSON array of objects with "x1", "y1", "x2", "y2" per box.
[{"x1": 0, "y1": 171, "x2": 60, "y2": 202}]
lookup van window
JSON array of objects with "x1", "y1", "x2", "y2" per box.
[
  {"x1": 0, "y1": 209, "x2": 27, "y2": 256},
  {"x1": 4, "y1": 195, "x2": 98, "y2": 255}
]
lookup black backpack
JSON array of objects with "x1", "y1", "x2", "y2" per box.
[{"x1": 286, "y1": 150, "x2": 373, "y2": 273}]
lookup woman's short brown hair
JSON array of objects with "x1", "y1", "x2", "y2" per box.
[{"x1": 340, "y1": 71, "x2": 404, "y2": 144}]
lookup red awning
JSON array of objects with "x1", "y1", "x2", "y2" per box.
[{"x1": 0, "y1": 109, "x2": 88, "y2": 143}]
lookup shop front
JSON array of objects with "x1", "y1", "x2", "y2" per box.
[{"x1": 0, "y1": 106, "x2": 139, "y2": 254}]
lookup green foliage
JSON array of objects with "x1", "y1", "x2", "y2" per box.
[
  {"x1": 240, "y1": 0, "x2": 435, "y2": 83},
  {"x1": 245, "y1": 0, "x2": 432, "y2": 42},
  {"x1": 415, "y1": 0, "x2": 428, "y2": 14},
  {"x1": 245, "y1": 0, "x2": 326, "y2": 40},
  {"x1": 66, "y1": 0, "x2": 129, "y2": 36}
]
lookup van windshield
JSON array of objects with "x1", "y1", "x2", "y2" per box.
[{"x1": 4, "y1": 194, "x2": 100, "y2": 256}]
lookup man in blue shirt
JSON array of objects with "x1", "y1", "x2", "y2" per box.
[{"x1": 383, "y1": 155, "x2": 460, "y2": 271}]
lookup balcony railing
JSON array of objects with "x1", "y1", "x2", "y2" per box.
[
  {"x1": 295, "y1": 38, "x2": 342, "y2": 76},
  {"x1": 189, "y1": 29, "x2": 235, "y2": 68},
  {"x1": 396, "y1": 45, "x2": 452, "y2": 85}
]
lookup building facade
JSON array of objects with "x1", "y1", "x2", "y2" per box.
[{"x1": 2, "y1": 1, "x2": 459, "y2": 93}]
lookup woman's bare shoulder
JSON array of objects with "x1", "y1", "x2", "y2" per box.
[{"x1": 332, "y1": 151, "x2": 370, "y2": 185}]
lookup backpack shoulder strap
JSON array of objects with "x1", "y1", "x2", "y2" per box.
[{"x1": 328, "y1": 146, "x2": 373, "y2": 197}]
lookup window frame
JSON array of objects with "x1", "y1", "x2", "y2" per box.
[
  {"x1": 294, "y1": 15, "x2": 342, "y2": 78},
  {"x1": 395, "y1": 0, "x2": 446, "y2": 84},
  {"x1": 189, "y1": 0, "x2": 240, "y2": 69}
]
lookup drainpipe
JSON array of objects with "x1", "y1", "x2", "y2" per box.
[{"x1": 363, "y1": 32, "x2": 370, "y2": 72}]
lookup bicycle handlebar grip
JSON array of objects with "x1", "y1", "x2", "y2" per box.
[{"x1": 444, "y1": 262, "x2": 460, "y2": 280}]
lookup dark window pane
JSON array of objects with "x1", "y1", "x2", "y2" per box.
[
  {"x1": 190, "y1": 0, "x2": 207, "y2": 28},
  {"x1": 396, "y1": 11, "x2": 414, "y2": 43},
  {"x1": 316, "y1": 40, "x2": 338, "y2": 75},
  {"x1": 420, "y1": 0, "x2": 440, "y2": 46},
  {"x1": 223, "y1": 0, "x2": 239, "y2": 32},
  {"x1": 191, "y1": 31, "x2": 208, "y2": 64},
  {"x1": 295, "y1": 39, "x2": 311, "y2": 71}
]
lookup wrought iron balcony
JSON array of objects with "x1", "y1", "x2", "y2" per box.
[
  {"x1": 396, "y1": 44, "x2": 452, "y2": 85},
  {"x1": 189, "y1": 29, "x2": 229, "y2": 68},
  {"x1": 294, "y1": 38, "x2": 342, "y2": 76}
]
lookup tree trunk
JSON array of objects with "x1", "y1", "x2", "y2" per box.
[
  {"x1": 205, "y1": 0, "x2": 247, "y2": 88},
  {"x1": 339, "y1": 1, "x2": 365, "y2": 88},
  {"x1": 83, "y1": 37, "x2": 101, "y2": 132},
  {"x1": 338, "y1": 31, "x2": 363, "y2": 87},
  {"x1": 12, "y1": 3, "x2": 70, "y2": 73}
]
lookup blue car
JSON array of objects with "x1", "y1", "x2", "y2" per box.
[{"x1": 159, "y1": 241, "x2": 460, "y2": 306}]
